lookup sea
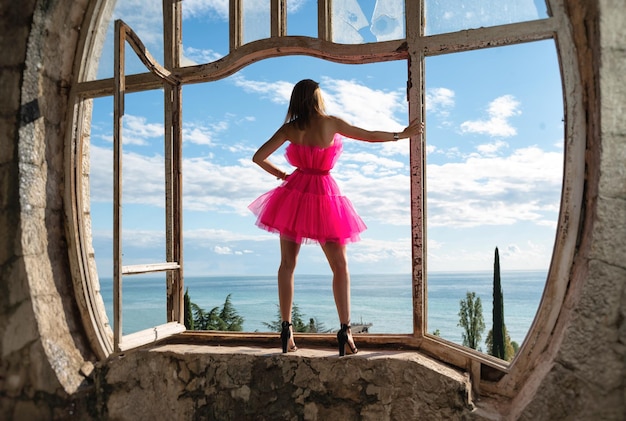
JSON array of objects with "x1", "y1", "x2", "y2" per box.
[{"x1": 100, "y1": 270, "x2": 546, "y2": 349}]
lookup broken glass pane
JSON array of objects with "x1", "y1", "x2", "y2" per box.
[
  {"x1": 333, "y1": 0, "x2": 405, "y2": 44},
  {"x1": 243, "y1": 0, "x2": 270, "y2": 44},
  {"x1": 371, "y1": 0, "x2": 405, "y2": 41},
  {"x1": 425, "y1": 0, "x2": 549, "y2": 35},
  {"x1": 95, "y1": 0, "x2": 165, "y2": 80}
]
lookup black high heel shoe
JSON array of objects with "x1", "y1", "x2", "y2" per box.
[
  {"x1": 337, "y1": 323, "x2": 358, "y2": 356},
  {"x1": 280, "y1": 321, "x2": 297, "y2": 353}
]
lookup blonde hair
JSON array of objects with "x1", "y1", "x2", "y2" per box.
[{"x1": 285, "y1": 79, "x2": 326, "y2": 130}]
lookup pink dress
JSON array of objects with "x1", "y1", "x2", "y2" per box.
[{"x1": 249, "y1": 134, "x2": 366, "y2": 244}]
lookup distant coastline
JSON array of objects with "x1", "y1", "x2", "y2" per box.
[{"x1": 101, "y1": 270, "x2": 546, "y2": 350}]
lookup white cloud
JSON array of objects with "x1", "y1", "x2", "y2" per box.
[
  {"x1": 181, "y1": 0, "x2": 310, "y2": 20},
  {"x1": 342, "y1": 151, "x2": 405, "y2": 172},
  {"x1": 182, "y1": 0, "x2": 229, "y2": 20},
  {"x1": 184, "y1": 126, "x2": 213, "y2": 145},
  {"x1": 232, "y1": 76, "x2": 295, "y2": 104},
  {"x1": 214, "y1": 245, "x2": 232, "y2": 254},
  {"x1": 349, "y1": 237, "x2": 412, "y2": 266},
  {"x1": 212, "y1": 245, "x2": 255, "y2": 255},
  {"x1": 321, "y1": 77, "x2": 406, "y2": 131},
  {"x1": 91, "y1": 138, "x2": 561, "y2": 233},
  {"x1": 503, "y1": 244, "x2": 521, "y2": 256},
  {"x1": 183, "y1": 120, "x2": 230, "y2": 145},
  {"x1": 427, "y1": 246, "x2": 492, "y2": 272},
  {"x1": 181, "y1": 46, "x2": 223, "y2": 66},
  {"x1": 476, "y1": 139, "x2": 508, "y2": 156},
  {"x1": 95, "y1": 113, "x2": 230, "y2": 147},
  {"x1": 112, "y1": 0, "x2": 163, "y2": 47},
  {"x1": 185, "y1": 228, "x2": 271, "y2": 243},
  {"x1": 336, "y1": 170, "x2": 411, "y2": 226},
  {"x1": 428, "y1": 238, "x2": 444, "y2": 250},
  {"x1": 89, "y1": 145, "x2": 165, "y2": 205},
  {"x1": 425, "y1": 238, "x2": 553, "y2": 272},
  {"x1": 495, "y1": 241, "x2": 551, "y2": 271},
  {"x1": 89, "y1": 146, "x2": 113, "y2": 201},
  {"x1": 287, "y1": 0, "x2": 309, "y2": 13},
  {"x1": 232, "y1": 76, "x2": 408, "y2": 135},
  {"x1": 460, "y1": 95, "x2": 521, "y2": 137},
  {"x1": 91, "y1": 227, "x2": 267, "y2": 252},
  {"x1": 427, "y1": 146, "x2": 563, "y2": 228},
  {"x1": 426, "y1": 87, "x2": 455, "y2": 118},
  {"x1": 429, "y1": 0, "x2": 539, "y2": 33},
  {"x1": 92, "y1": 114, "x2": 163, "y2": 146},
  {"x1": 182, "y1": 155, "x2": 288, "y2": 214},
  {"x1": 121, "y1": 229, "x2": 165, "y2": 248},
  {"x1": 426, "y1": 144, "x2": 438, "y2": 155},
  {"x1": 123, "y1": 115, "x2": 164, "y2": 146}
]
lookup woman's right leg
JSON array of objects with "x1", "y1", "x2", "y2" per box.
[
  {"x1": 278, "y1": 237, "x2": 300, "y2": 349},
  {"x1": 320, "y1": 241, "x2": 357, "y2": 355}
]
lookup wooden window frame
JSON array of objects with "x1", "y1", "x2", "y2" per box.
[{"x1": 67, "y1": 0, "x2": 585, "y2": 399}]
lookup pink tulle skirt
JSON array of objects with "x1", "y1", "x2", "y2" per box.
[{"x1": 249, "y1": 169, "x2": 366, "y2": 245}]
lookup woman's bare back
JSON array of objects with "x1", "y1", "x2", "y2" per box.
[{"x1": 285, "y1": 115, "x2": 339, "y2": 148}]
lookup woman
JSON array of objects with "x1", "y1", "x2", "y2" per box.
[{"x1": 249, "y1": 79, "x2": 423, "y2": 356}]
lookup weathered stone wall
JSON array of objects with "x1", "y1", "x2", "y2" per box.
[
  {"x1": 0, "y1": 0, "x2": 624, "y2": 420},
  {"x1": 0, "y1": 1, "x2": 96, "y2": 419},
  {"x1": 513, "y1": 1, "x2": 626, "y2": 419},
  {"x1": 96, "y1": 345, "x2": 476, "y2": 421}
]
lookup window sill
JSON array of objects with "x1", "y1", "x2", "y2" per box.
[{"x1": 103, "y1": 334, "x2": 481, "y2": 420}]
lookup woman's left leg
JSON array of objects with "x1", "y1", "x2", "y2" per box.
[
  {"x1": 278, "y1": 237, "x2": 300, "y2": 322},
  {"x1": 278, "y1": 237, "x2": 300, "y2": 351},
  {"x1": 321, "y1": 242, "x2": 357, "y2": 354}
]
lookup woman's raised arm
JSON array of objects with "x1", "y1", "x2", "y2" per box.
[{"x1": 332, "y1": 116, "x2": 423, "y2": 142}]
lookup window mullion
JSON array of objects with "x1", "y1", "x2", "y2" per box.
[
  {"x1": 163, "y1": 0, "x2": 184, "y2": 325},
  {"x1": 270, "y1": 0, "x2": 286, "y2": 38},
  {"x1": 405, "y1": 0, "x2": 427, "y2": 339},
  {"x1": 112, "y1": 20, "x2": 125, "y2": 352},
  {"x1": 229, "y1": 0, "x2": 243, "y2": 51},
  {"x1": 318, "y1": 0, "x2": 331, "y2": 41}
]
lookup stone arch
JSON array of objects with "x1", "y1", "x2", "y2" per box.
[
  {"x1": 3, "y1": 0, "x2": 97, "y2": 398},
  {"x1": 1, "y1": 0, "x2": 623, "y2": 419}
]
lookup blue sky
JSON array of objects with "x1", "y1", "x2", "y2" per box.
[{"x1": 89, "y1": 0, "x2": 562, "y2": 278}]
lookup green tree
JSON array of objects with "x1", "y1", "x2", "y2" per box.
[
  {"x1": 190, "y1": 302, "x2": 218, "y2": 330},
  {"x1": 491, "y1": 247, "x2": 506, "y2": 359},
  {"x1": 184, "y1": 288, "x2": 194, "y2": 330},
  {"x1": 307, "y1": 317, "x2": 329, "y2": 333},
  {"x1": 263, "y1": 304, "x2": 328, "y2": 333},
  {"x1": 458, "y1": 291, "x2": 485, "y2": 350},
  {"x1": 189, "y1": 294, "x2": 244, "y2": 331},
  {"x1": 486, "y1": 326, "x2": 518, "y2": 362},
  {"x1": 511, "y1": 340, "x2": 519, "y2": 354},
  {"x1": 218, "y1": 294, "x2": 244, "y2": 331}
]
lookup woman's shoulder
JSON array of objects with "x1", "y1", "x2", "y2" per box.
[
  {"x1": 322, "y1": 115, "x2": 343, "y2": 127},
  {"x1": 313, "y1": 115, "x2": 345, "y2": 137},
  {"x1": 283, "y1": 115, "x2": 342, "y2": 147}
]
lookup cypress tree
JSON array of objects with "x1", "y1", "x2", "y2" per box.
[{"x1": 492, "y1": 247, "x2": 506, "y2": 359}]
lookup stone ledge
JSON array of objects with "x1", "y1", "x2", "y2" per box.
[{"x1": 96, "y1": 344, "x2": 481, "y2": 421}]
